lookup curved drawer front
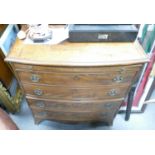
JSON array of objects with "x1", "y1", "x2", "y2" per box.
[
  {"x1": 14, "y1": 63, "x2": 142, "y2": 73},
  {"x1": 23, "y1": 83, "x2": 130, "y2": 100},
  {"x1": 17, "y1": 70, "x2": 138, "y2": 86},
  {"x1": 27, "y1": 97, "x2": 123, "y2": 113},
  {"x1": 31, "y1": 108, "x2": 116, "y2": 123}
]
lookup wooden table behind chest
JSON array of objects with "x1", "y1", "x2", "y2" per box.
[{"x1": 5, "y1": 39, "x2": 148, "y2": 125}]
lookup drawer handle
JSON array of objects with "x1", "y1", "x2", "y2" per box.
[
  {"x1": 119, "y1": 68, "x2": 126, "y2": 74},
  {"x1": 31, "y1": 74, "x2": 40, "y2": 82},
  {"x1": 73, "y1": 75, "x2": 80, "y2": 80},
  {"x1": 36, "y1": 101, "x2": 45, "y2": 108},
  {"x1": 108, "y1": 89, "x2": 118, "y2": 96},
  {"x1": 34, "y1": 89, "x2": 43, "y2": 96},
  {"x1": 38, "y1": 111, "x2": 47, "y2": 116},
  {"x1": 113, "y1": 75, "x2": 123, "y2": 82}
]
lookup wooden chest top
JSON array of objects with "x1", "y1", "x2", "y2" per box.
[{"x1": 5, "y1": 39, "x2": 148, "y2": 66}]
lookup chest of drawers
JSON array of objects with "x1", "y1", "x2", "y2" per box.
[{"x1": 5, "y1": 39, "x2": 148, "y2": 125}]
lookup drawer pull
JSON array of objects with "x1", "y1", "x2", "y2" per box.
[
  {"x1": 119, "y1": 68, "x2": 126, "y2": 74},
  {"x1": 34, "y1": 89, "x2": 43, "y2": 96},
  {"x1": 38, "y1": 111, "x2": 47, "y2": 116},
  {"x1": 113, "y1": 75, "x2": 123, "y2": 82},
  {"x1": 36, "y1": 101, "x2": 45, "y2": 108},
  {"x1": 108, "y1": 89, "x2": 118, "y2": 96},
  {"x1": 31, "y1": 74, "x2": 40, "y2": 82},
  {"x1": 73, "y1": 75, "x2": 81, "y2": 80}
]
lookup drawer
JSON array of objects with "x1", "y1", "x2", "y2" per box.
[
  {"x1": 13, "y1": 63, "x2": 142, "y2": 74},
  {"x1": 27, "y1": 97, "x2": 123, "y2": 113},
  {"x1": 23, "y1": 83, "x2": 130, "y2": 100},
  {"x1": 16, "y1": 70, "x2": 138, "y2": 86},
  {"x1": 31, "y1": 107, "x2": 116, "y2": 124}
]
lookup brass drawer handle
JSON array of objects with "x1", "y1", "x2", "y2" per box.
[
  {"x1": 119, "y1": 68, "x2": 126, "y2": 74},
  {"x1": 108, "y1": 89, "x2": 118, "y2": 96},
  {"x1": 113, "y1": 75, "x2": 123, "y2": 82},
  {"x1": 35, "y1": 101, "x2": 45, "y2": 108},
  {"x1": 38, "y1": 111, "x2": 47, "y2": 117},
  {"x1": 34, "y1": 89, "x2": 43, "y2": 96},
  {"x1": 31, "y1": 74, "x2": 40, "y2": 82},
  {"x1": 73, "y1": 75, "x2": 80, "y2": 80}
]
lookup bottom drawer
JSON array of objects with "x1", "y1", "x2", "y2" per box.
[
  {"x1": 27, "y1": 97, "x2": 123, "y2": 113},
  {"x1": 31, "y1": 108, "x2": 116, "y2": 125},
  {"x1": 26, "y1": 98, "x2": 123, "y2": 125}
]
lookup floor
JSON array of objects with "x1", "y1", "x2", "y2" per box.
[{"x1": 9, "y1": 97, "x2": 155, "y2": 130}]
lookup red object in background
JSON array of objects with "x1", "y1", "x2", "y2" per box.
[
  {"x1": 122, "y1": 48, "x2": 155, "y2": 107},
  {"x1": 132, "y1": 50, "x2": 155, "y2": 106}
]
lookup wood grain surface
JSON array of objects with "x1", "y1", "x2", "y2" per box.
[
  {"x1": 27, "y1": 97, "x2": 123, "y2": 113},
  {"x1": 6, "y1": 39, "x2": 148, "y2": 66},
  {"x1": 22, "y1": 82, "x2": 131, "y2": 100},
  {"x1": 5, "y1": 35, "x2": 148, "y2": 124}
]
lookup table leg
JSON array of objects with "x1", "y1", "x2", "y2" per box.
[{"x1": 125, "y1": 86, "x2": 136, "y2": 121}]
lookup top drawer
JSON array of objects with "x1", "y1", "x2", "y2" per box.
[
  {"x1": 16, "y1": 69, "x2": 139, "y2": 86},
  {"x1": 13, "y1": 63, "x2": 142, "y2": 74}
]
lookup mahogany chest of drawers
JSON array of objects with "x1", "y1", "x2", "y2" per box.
[{"x1": 5, "y1": 39, "x2": 148, "y2": 125}]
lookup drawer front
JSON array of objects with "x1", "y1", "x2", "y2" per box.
[
  {"x1": 13, "y1": 63, "x2": 142, "y2": 73},
  {"x1": 23, "y1": 83, "x2": 130, "y2": 100},
  {"x1": 31, "y1": 108, "x2": 115, "y2": 123},
  {"x1": 17, "y1": 70, "x2": 138, "y2": 86},
  {"x1": 27, "y1": 97, "x2": 123, "y2": 113}
]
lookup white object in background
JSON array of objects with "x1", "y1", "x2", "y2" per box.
[
  {"x1": 24, "y1": 25, "x2": 69, "y2": 45},
  {"x1": 137, "y1": 24, "x2": 145, "y2": 39},
  {"x1": 28, "y1": 24, "x2": 49, "y2": 35},
  {"x1": 17, "y1": 30, "x2": 26, "y2": 40}
]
